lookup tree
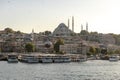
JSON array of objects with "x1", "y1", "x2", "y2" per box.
[
  {"x1": 15, "y1": 31, "x2": 22, "y2": 34},
  {"x1": 25, "y1": 43, "x2": 34, "y2": 52},
  {"x1": 80, "y1": 30, "x2": 89, "y2": 35},
  {"x1": 44, "y1": 31, "x2": 51, "y2": 36},
  {"x1": 80, "y1": 30, "x2": 89, "y2": 40},
  {"x1": 101, "y1": 48, "x2": 107, "y2": 55},
  {"x1": 114, "y1": 49, "x2": 120, "y2": 54},
  {"x1": 90, "y1": 32, "x2": 98, "y2": 35},
  {"x1": 89, "y1": 46, "x2": 96, "y2": 55},
  {"x1": 95, "y1": 48, "x2": 100, "y2": 54},
  {"x1": 4, "y1": 28, "x2": 14, "y2": 33},
  {"x1": 108, "y1": 51, "x2": 114, "y2": 55},
  {"x1": 54, "y1": 39, "x2": 64, "y2": 53}
]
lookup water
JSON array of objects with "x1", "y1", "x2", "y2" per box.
[{"x1": 0, "y1": 60, "x2": 120, "y2": 80}]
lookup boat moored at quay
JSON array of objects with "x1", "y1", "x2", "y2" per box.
[
  {"x1": 7, "y1": 54, "x2": 18, "y2": 63},
  {"x1": 19, "y1": 54, "x2": 39, "y2": 63},
  {"x1": 109, "y1": 55, "x2": 119, "y2": 62},
  {"x1": 40, "y1": 56, "x2": 53, "y2": 63},
  {"x1": 3, "y1": 53, "x2": 120, "y2": 64},
  {"x1": 5, "y1": 53, "x2": 87, "y2": 63},
  {"x1": 69, "y1": 54, "x2": 87, "y2": 62},
  {"x1": 39, "y1": 54, "x2": 71, "y2": 63},
  {"x1": 53, "y1": 56, "x2": 71, "y2": 63}
]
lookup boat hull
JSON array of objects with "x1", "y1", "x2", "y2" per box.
[
  {"x1": 41, "y1": 58, "x2": 53, "y2": 63},
  {"x1": 109, "y1": 56, "x2": 119, "y2": 62},
  {"x1": 7, "y1": 59, "x2": 18, "y2": 63}
]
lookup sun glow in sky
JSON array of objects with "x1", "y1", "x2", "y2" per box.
[{"x1": 0, "y1": 0, "x2": 120, "y2": 34}]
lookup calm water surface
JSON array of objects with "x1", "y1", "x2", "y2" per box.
[{"x1": 0, "y1": 60, "x2": 120, "y2": 80}]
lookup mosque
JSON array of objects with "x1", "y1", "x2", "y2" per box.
[
  {"x1": 53, "y1": 16, "x2": 75, "y2": 37},
  {"x1": 53, "y1": 16, "x2": 88, "y2": 37}
]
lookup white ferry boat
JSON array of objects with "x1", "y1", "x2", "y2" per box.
[
  {"x1": 53, "y1": 56, "x2": 71, "y2": 63},
  {"x1": 79, "y1": 57, "x2": 87, "y2": 62},
  {"x1": 21, "y1": 55, "x2": 39, "y2": 63},
  {"x1": 62, "y1": 56, "x2": 71, "y2": 62},
  {"x1": 7, "y1": 54, "x2": 18, "y2": 63},
  {"x1": 41, "y1": 56, "x2": 53, "y2": 63},
  {"x1": 109, "y1": 55, "x2": 119, "y2": 61}
]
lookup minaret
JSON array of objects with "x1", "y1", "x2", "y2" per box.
[
  {"x1": 68, "y1": 19, "x2": 70, "y2": 29},
  {"x1": 32, "y1": 28, "x2": 34, "y2": 34},
  {"x1": 86, "y1": 22, "x2": 88, "y2": 31},
  {"x1": 81, "y1": 24, "x2": 83, "y2": 31},
  {"x1": 72, "y1": 16, "x2": 74, "y2": 32},
  {"x1": 32, "y1": 29, "x2": 34, "y2": 41}
]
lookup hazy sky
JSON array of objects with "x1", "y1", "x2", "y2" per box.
[{"x1": 0, "y1": 0, "x2": 120, "y2": 34}]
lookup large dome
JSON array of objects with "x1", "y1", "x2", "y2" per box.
[{"x1": 53, "y1": 23, "x2": 73, "y2": 37}]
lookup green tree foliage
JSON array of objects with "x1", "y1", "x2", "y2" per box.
[
  {"x1": 107, "y1": 50, "x2": 114, "y2": 55},
  {"x1": 44, "y1": 31, "x2": 51, "y2": 36},
  {"x1": 59, "y1": 51, "x2": 66, "y2": 54},
  {"x1": 80, "y1": 30, "x2": 89, "y2": 40},
  {"x1": 25, "y1": 43, "x2": 34, "y2": 52},
  {"x1": 15, "y1": 31, "x2": 22, "y2": 34},
  {"x1": 89, "y1": 46, "x2": 96, "y2": 55},
  {"x1": 95, "y1": 48, "x2": 100, "y2": 54},
  {"x1": 54, "y1": 39, "x2": 64, "y2": 53},
  {"x1": 90, "y1": 32, "x2": 98, "y2": 35},
  {"x1": 101, "y1": 48, "x2": 107, "y2": 54},
  {"x1": 80, "y1": 30, "x2": 89, "y2": 35},
  {"x1": 114, "y1": 49, "x2": 120, "y2": 54},
  {"x1": 4, "y1": 28, "x2": 14, "y2": 33}
]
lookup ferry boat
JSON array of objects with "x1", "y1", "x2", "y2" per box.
[
  {"x1": 41, "y1": 56, "x2": 53, "y2": 63},
  {"x1": 53, "y1": 56, "x2": 71, "y2": 63},
  {"x1": 109, "y1": 55, "x2": 119, "y2": 61},
  {"x1": 7, "y1": 54, "x2": 18, "y2": 63},
  {"x1": 78, "y1": 57, "x2": 87, "y2": 62},
  {"x1": 20, "y1": 55, "x2": 39, "y2": 63},
  {"x1": 62, "y1": 56, "x2": 71, "y2": 62}
]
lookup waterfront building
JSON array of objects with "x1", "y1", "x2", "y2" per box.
[
  {"x1": 34, "y1": 40, "x2": 53, "y2": 53},
  {"x1": 98, "y1": 34, "x2": 115, "y2": 45},
  {"x1": 60, "y1": 41, "x2": 88, "y2": 54},
  {"x1": 60, "y1": 44, "x2": 78, "y2": 54}
]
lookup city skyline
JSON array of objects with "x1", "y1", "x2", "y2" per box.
[{"x1": 0, "y1": 0, "x2": 120, "y2": 34}]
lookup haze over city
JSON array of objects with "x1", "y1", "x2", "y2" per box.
[{"x1": 0, "y1": 0, "x2": 120, "y2": 34}]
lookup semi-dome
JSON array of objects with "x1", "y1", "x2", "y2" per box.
[{"x1": 53, "y1": 23, "x2": 73, "y2": 37}]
